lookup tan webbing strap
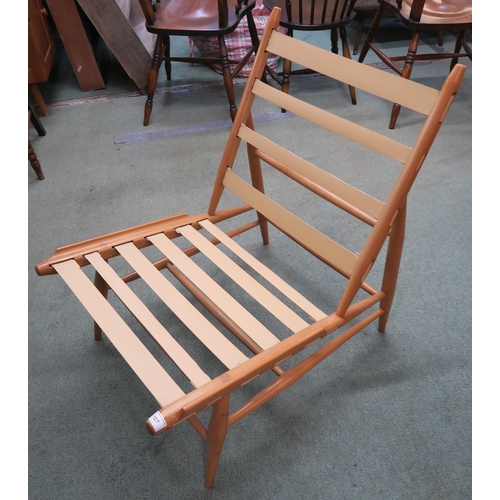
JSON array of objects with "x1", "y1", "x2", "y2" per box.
[
  {"x1": 177, "y1": 224, "x2": 309, "y2": 332},
  {"x1": 53, "y1": 259, "x2": 185, "y2": 407},
  {"x1": 85, "y1": 252, "x2": 211, "y2": 388},
  {"x1": 116, "y1": 242, "x2": 249, "y2": 368},
  {"x1": 199, "y1": 220, "x2": 327, "y2": 321},
  {"x1": 222, "y1": 170, "x2": 359, "y2": 276},
  {"x1": 238, "y1": 123, "x2": 385, "y2": 218},
  {"x1": 251, "y1": 80, "x2": 411, "y2": 164},
  {"x1": 267, "y1": 30, "x2": 440, "y2": 116},
  {"x1": 147, "y1": 233, "x2": 281, "y2": 350}
]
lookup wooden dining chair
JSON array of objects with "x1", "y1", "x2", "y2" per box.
[
  {"x1": 262, "y1": 0, "x2": 358, "y2": 105},
  {"x1": 36, "y1": 7, "x2": 466, "y2": 488},
  {"x1": 137, "y1": 0, "x2": 261, "y2": 125},
  {"x1": 357, "y1": 0, "x2": 471, "y2": 128}
]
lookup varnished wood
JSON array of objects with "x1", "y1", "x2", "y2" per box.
[
  {"x1": 263, "y1": 0, "x2": 357, "y2": 105},
  {"x1": 36, "y1": 8, "x2": 466, "y2": 487},
  {"x1": 357, "y1": 0, "x2": 472, "y2": 128},
  {"x1": 137, "y1": 0, "x2": 260, "y2": 125}
]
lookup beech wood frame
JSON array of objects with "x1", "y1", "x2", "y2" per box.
[{"x1": 36, "y1": 7, "x2": 466, "y2": 488}]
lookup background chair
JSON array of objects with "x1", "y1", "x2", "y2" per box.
[
  {"x1": 263, "y1": 0, "x2": 358, "y2": 105},
  {"x1": 137, "y1": 0, "x2": 261, "y2": 125},
  {"x1": 352, "y1": 0, "x2": 395, "y2": 55},
  {"x1": 357, "y1": 0, "x2": 471, "y2": 128}
]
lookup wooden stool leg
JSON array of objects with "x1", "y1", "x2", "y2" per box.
[
  {"x1": 28, "y1": 140, "x2": 45, "y2": 180},
  {"x1": 204, "y1": 394, "x2": 230, "y2": 488},
  {"x1": 378, "y1": 200, "x2": 406, "y2": 332}
]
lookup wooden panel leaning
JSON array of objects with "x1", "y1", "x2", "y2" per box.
[{"x1": 35, "y1": 7, "x2": 466, "y2": 488}]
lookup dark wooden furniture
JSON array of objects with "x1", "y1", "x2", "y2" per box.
[
  {"x1": 263, "y1": 0, "x2": 358, "y2": 106},
  {"x1": 357, "y1": 0, "x2": 471, "y2": 128},
  {"x1": 76, "y1": 0, "x2": 153, "y2": 92},
  {"x1": 36, "y1": 7, "x2": 467, "y2": 487},
  {"x1": 28, "y1": 103, "x2": 46, "y2": 180},
  {"x1": 44, "y1": 0, "x2": 106, "y2": 92},
  {"x1": 28, "y1": 0, "x2": 56, "y2": 116},
  {"x1": 137, "y1": 0, "x2": 260, "y2": 126},
  {"x1": 352, "y1": 0, "x2": 395, "y2": 55}
]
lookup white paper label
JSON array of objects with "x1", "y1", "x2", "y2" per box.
[{"x1": 148, "y1": 411, "x2": 167, "y2": 432}]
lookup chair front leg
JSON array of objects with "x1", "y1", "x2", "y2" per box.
[
  {"x1": 144, "y1": 34, "x2": 167, "y2": 126},
  {"x1": 204, "y1": 394, "x2": 230, "y2": 488},
  {"x1": 389, "y1": 30, "x2": 420, "y2": 129}
]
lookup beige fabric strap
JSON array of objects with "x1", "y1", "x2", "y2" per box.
[
  {"x1": 85, "y1": 251, "x2": 211, "y2": 388},
  {"x1": 222, "y1": 169, "x2": 359, "y2": 276},
  {"x1": 267, "y1": 30, "x2": 439, "y2": 116},
  {"x1": 199, "y1": 220, "x2": 327, "y2": 321},
  {"x1": 252, "y1": 79, "x2": 411, "y2": 164},
  {"x1": 177, "y1": 224, "x2": 309, "y2": 332},
  {"x1": 116, "y1": 242, "x2": 249, "y2": 368},
  {"x1": 147, "y1": 233, "x2": 281, "y2": 350},
  {"x1": 53, "y1": 259, "x2": 185, "y2": 407},
  {"x1": 238, "y1": 123, "x2": 385, "y2": 218}
]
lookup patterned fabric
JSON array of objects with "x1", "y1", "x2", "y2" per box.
[{"x1": 189, "y1": 0, "x2": 287, "y2": 76}]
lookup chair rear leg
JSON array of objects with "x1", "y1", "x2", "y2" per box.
[
  {"x1": 144, "y1": 35, "x2": 166, "y2": 126},
  {"x1": 389, "y1": 31, "x2": 420, "y2": 129},
  {"x1": 218, "y1": 36, "x2": 237, "y2": 121},
  {"x1": 340, "y1": 26, "x2": 357, "y2": 105},
  {"x1": 204, "y1": 394, "x2": 230, "y2": 488},
  {"x1": 378, "y1": 200, "x2": 406, "y2": 332}
]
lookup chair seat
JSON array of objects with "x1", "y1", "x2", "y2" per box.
[
  {"x1": 145, "y1": 0, "x2": 255, "y2": 36},
  {"x1": 388, "y1": 0, "x2": 471, "y2": 27}
]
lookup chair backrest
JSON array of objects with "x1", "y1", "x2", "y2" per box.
[
  {"x1": 280, "y1": 0, "x2": 357, "y2": 26},
  {"x1": 207, "y1": 6, "x2": 466, "y2": 317},
  {"x1": 137, "y1": 0, "x2": 253, "y2": 28}
]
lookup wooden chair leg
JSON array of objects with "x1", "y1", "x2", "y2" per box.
[
  {"x1": 204, "y1": 394, "x2": 230, "y2": 488},
  {"x1": 330, "y1": 27, "x2": 339, "y2": 55},
  {"x1": 450, "y1": 29, "x2": 468, "y2": 71},
  {"x1": 353, "y1": 19, "x2": 364, "y2": 55},
  {"x1": 357, "y1": 6, "x2": 384, "y2": 63},
  {"x1": 144, "y1": 35, "x2": 166, "y2": 126},
  {"x1": 28, "y1": 140, "x2": 45, "y2": 180},
  {"x1": 378, "y1": 200, "x2": 406, "y2": 332},
  {"x1": 340, "y1": 26, "x2": 357, "y2": 105},
  {"x1": 218, "y1": 36, "x2": 238, "y2": 121},
  {"x1": 389, "y1": 31, "x2": 420, "y2": 129}
]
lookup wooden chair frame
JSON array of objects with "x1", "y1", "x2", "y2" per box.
[{"x1": 36, "y1": 7, "x2": 466, "y2": 488}]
